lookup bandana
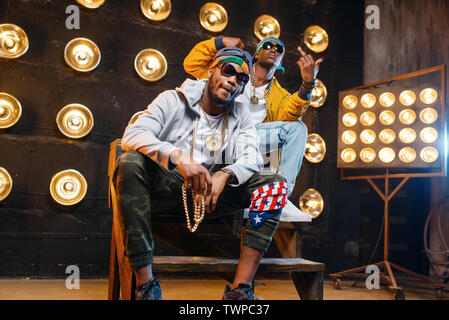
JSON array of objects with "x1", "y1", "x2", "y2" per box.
[
  {"x1": 252, "y1": 37, "x2": 286, "y2": 79},
  {"x1": 210, "y1": 56, "x2": 250, "y2": 74},
  {"x1": 248, "y1": 181, "x2": 288, "y2": 228}
]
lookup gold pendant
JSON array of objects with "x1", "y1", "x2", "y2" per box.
[
  {"x1": 206, "y1": 135, "x2": 222, "y2": 152},
  {"x1": 250, "y1": 96, "x2": 259, "y2": 104}
]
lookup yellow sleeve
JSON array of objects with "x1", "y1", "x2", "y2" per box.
[
  {"x1": 275, "y1": 82, "x2": 310, "y2": 121},
  {"x1": 183, "y1": 38, "x2": 219, "y2": 80}
]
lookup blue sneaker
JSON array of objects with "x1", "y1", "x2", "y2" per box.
[{"x1": 135, "y1": 278, "x2": 163, "y2": 300}]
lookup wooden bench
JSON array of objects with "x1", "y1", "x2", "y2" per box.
[{"x1": 107, "y1": 140, "x2": 325, "y2": 300}]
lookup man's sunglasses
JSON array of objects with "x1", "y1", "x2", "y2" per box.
[
  {"x1": 219, "y1": 63, "x2": 249, "y2": 86},
  {"x1": 262, "y1": 41, "x2": 284, "y2": 54}
]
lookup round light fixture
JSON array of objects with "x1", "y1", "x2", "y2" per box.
[
  {"x1": 0, "y1": 92, "x2": 22, "y2": 129},
  {"x1": 341, "y1": 148, "x2": 356, "y2": 163},
  {"x1": 360, "y1": 93, "x2": 376, "y2": 108},
  {"x1": 419, "y1": 127, "x2": 438, "y2": 144},
  {"x1": 64, "y1": 37, "x2": 101, "y2": 72},
  {"x1": 360, "y1": 129, "x2": 376, "y2": 144},
  {"x1": 254, "y1": 15, "x2": 280, "y2": 40},
  {"x1": 399, "y1": 109, "x2": 416, "y2": 125},
  {"x1": 399, "y1": 128, "x2": 417, "y2": 144},
  {"x1": 419, "y1": 88, "x2": 438, "y2": 105},
  {"x1": 299, "y1": 188, "x2": 324, "y2": 218},
  {"x1": 134, "y1": 48, "x2": 167, "y2": 82},
  {"x1": 56, "y1": 104, "x2": 94, "y2": 139},
  {"x1": 379, "y1": 92, "x2": 395, "y2": 107},
  {"x1": 379, "y1": 147, "x2": 395, "y2": 163},
  {"x1": 50, "y1": 169, "x2": 88, "y2": 206},
  {"x1": 303, "y1": 25, "x2": 329, "y2": 53},
  {"x1": 379, "y1": 129, "x2": 396, "y2": 144},
  {"x1": 419, "y1": 108, "x2": 438, "y2": 124},
  {"x1": 399, "y1": 147, "x2": 416, "y2": 163},
  {"x1": 342, "y1": 95, "x2": 358, "y2": 110},
  {"x1": 379, "y1": 110, "x2": 396, "y2": 126},
  {"x1": 360, "y1": 111, "x2": 376, "y2": 126},
  {"x1": 310, "y1": 79, "x2": 327, "y2": 108},
  {"x1": 342, "y1": 112, "x2": 357, "y2": 127},
  {"x1": 0, "y1": 167, "x2": 13, "y2": 202},
  {"x1": 76, "y1": 0, "x2": 105, "y2": 8},
  {"x1": 399, "y1": 90, "x2": 416, "y2": 106},
  {"x1": 199, "y1": 2, "x2": 228, "y2": 32},
  {"x1": 141, "y1": 0, "x2": 172, "y2": 21},
  {"x1": 420, "y1": 147, "x2": 438, "y2": 163},
  {"x1": 341, "y1": 130, "x2": 357, "y2": 145},
  {"x1": 360, "y1": 147, "x2": 376, "y2": 163},
  {"x1": 304, "y1": 133, "x2": 326, "y2": 163},
  {"x1": 0, "y1": 23, "x2": 29, "y2": 59}
]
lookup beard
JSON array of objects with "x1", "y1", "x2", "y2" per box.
[{"x1": 207, "y1": 84, "x2": 230, "y2": 107}]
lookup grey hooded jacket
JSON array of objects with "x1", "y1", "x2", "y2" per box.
[{"x1": 121, "y1": 78, "x2": 264, "y2": 186}]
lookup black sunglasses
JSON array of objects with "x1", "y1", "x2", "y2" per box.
[
  {"x1": 219, "y1": 63, "x2": 249, "y2": 86},
  {"x1": 262, "y1": 41, "x2": 284, "y2": 54}
]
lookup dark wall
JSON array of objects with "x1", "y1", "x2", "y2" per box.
[{"x1": 0, "y1": 0, "x2": 364, "y2": 278}]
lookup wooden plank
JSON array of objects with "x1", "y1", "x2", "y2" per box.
[{"x1": 290, "y1": 271, "x2": 324, "y2": 300}]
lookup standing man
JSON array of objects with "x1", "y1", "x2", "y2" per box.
[
  {"x1": 114, "y1": 47, "x2": 288, "y2": 300},
  {"x1": 184, "y1": 36, "x2": 323, "y2": 218}
]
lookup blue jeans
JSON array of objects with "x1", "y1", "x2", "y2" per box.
[{"x1": 256, "y1": 120, "x2": 308, "y2": 196}]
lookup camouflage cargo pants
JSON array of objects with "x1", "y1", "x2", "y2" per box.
[{"x1": 112, "y1": 151, "x2": 286, "y2": 268}]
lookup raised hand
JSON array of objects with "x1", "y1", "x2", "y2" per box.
[
  {"x1": 222, "y1": 37, "x2": 245, "y2": 49},
  {"x1": 297, "y1": 46, "x2": 323, "y2": 83}
]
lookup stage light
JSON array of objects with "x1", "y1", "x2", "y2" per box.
[
  {"x1": 50, "y1": 170, "x2": 87, "y2": 206},
  {"x1": 379, "y1": 129, "x2": 396, "y2": 144},
  {"x1": 399, "y1": 128, "x2": 416, "y2": 144},
  {"x1": 379, "y1": 92, "x2": 395, "y2": 107},
  {"x1": 0, "y1": 167, "x2": 12, "y2": 202},
  {"x1": 360, "y1": 111, "x2": 376, "y2": 126},
  {"x1": 360, "y1": 129, "x2": 376, "y2": 144},
  {"x1": 342, "y1": 95, "x2": 357, "y2": 110},
  {"x1": 199, "y1": 3, "x2": 228, "y2": 32},
  {"x1": 129, "y1": 111, "x2": 144, "y2": 125},
  {"x1": 254, "y1": 15, "x2": 280, "y2": 40},
  {"x1": 341, "y1": 148, "x2": 356, "y2": 163},
  {"x1": 420, "y1": 146, "x2": 438, "y2": 163},
  {"x1": 360, "y1": 93, "x2": 376, "y2": 109},
  {"x1": 419, "y1": 108, "x2": 438, "y2": 124},
  {"x1": 399, "y1": 90, "x2": 416, "y2": 106},
  {"x1": 420, "y1": 127, "x2": 438, "y2": 144},
  {"x1": 360, "y1": 147, "x2": 376, "y2": 163},
  {"x1": 399, "y1": 147, "x2": 416, "y2": 163},
  {"x1": 342, "y1": 112, "x2": 357, "y2": 127},
  {"x1": 310, "y1": 79, "x2": 327, "y2": 108},
  {"x1": 56, "y1": 104, "x2": 94, "y2": 139},
  {"x1": 141, "y1": 0, "x2": 171, "y2": 21},
  {"x1": 341, "y1": 130, "x2": 357, "y2": 145},
  {"x1": 303, "y1": 25, "x2": 328, "y2": 53},
  {"x1": 0, "y1": 93, "x2": 22, "y2": 129},
  {"x1": 399, "y1": 109, "x2": 416, "y2": 125},
  {"x1": 379, "y1": 147, "x2": 395, "y2": 163},
  {"x1": 64, "y1": 38, "x2": 101, "y2": 72},
  {"x1": 76, "y1": 0, "x2": 105, "y2": 9},
  {"x1": 304, "y1": 133, "x2": 326, "y2": 163},
  {"x1": 134, "y1": 48, "x2": 167, "y2": 82},
  {"x1": 419, "y1": 88, "x2": 438, "y2": 105},
  {"x1": 0, "y1": 24, "x2": 29, "y2": 59},
  {"x1": 379, "y1": 110, "x2": 396, "y2": 126},
  {"x1": 299, "y1": 188, "x2": 324, "y2": 218}
]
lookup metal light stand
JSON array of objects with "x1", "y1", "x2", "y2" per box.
[{"x1": 330, "y1": 65, "x2": 447, "y2": 300}]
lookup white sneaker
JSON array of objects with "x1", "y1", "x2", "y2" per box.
[{"x1": 243, "y1": 200, "x2": 311, "y2": 222}]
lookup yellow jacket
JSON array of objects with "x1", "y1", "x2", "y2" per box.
[{"x1": 183, "y1": 38, "x2": 310, "y2": 122}]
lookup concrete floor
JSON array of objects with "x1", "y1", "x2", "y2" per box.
[{"x1": 0, "y1": 278, "x2": 446, "y2": 300}]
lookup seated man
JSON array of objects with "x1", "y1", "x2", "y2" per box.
[
  {"x1": 113, "y1": 47, "x2": 288, "y2": 300},
  {"x1": 184, "y1": 36, "x2": 323, "y2": 219}
]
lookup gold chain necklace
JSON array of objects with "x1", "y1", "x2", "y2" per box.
[
  {"x1": 199, "y1": 100, "x2": 225, "y2": 152},
  {"x1": 182, "y1": 102, "x2": 228, "y2": 232},
  {"x1": 250, "y1": 64, "x2": 273, "y2": 105}
]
